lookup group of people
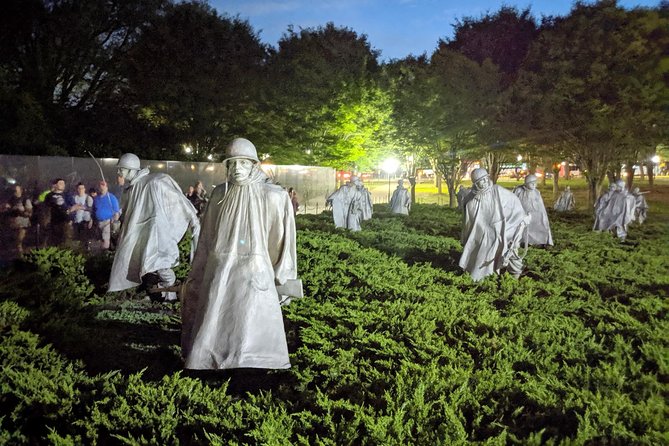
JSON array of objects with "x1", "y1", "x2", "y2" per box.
[
  {"x1": 2, "y1": 178, "x2": 122, "y2": 254},
  {"x1": 107, "y1": 138, "x2": 300, "y2": 371}
]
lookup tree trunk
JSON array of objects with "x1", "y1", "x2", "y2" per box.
[
  {"x1": 445, "y1": 178, "x2": 456, "y2": 207},
  {"x1": 625, "y1": 162, "x2": 635, "y2": 190},
  {"x1": 639, "y1": 163, "x2": 645, "y2": 181},
  {"x1": 606, "y1": 170, "x2": 616, "y2": 185},
  {"x1": 647, "y1": 161, "x2": 655, "y2": 187},
  {"x1": 552, "y1": 166, "x2": 560, "y2": 195},
  {"x1": 436, "y1": 175, "x2": 442, "y2": 194}
]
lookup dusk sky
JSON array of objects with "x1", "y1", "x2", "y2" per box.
[{"x1": 209, "y1": 0, "x2": 661, "y2": 60}]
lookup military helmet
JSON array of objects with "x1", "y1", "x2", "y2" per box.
[
  {"x1": 224, "y1": 138, "x2": 259, "y2": 163},
  {"x1": 117, "y1": 153, "x2": 141, "y2": 170},
  {"x1": 471, "y1": 168, "x2": 489, "y2": 182}
]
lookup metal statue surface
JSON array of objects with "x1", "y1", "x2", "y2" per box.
[
  {"x1": 513, "y1": 174, "x2": 553, "y2": 246},
  {"x1": 593, "y1": 179, "x2": 636, "y2": 240},
  {"x1": 389, "y1": 179, "x2": 411, "y2": 215},
  {"x1": 553, "y1": 186, "x2": 575, "y2": 212},
  {"x1": 460, "y1": 168, "x2": 530, "y2": 281},
  {"x1": 109, "y1": 153, "x2": 200, "y2": 301},
  {"x1": 326, "y1": 180, "x2": 356, "y2": 228},
  {"x1": 631, "y1": 187, "x2": 649, "y2": 224},
  {"x1": 326, "y1": 175, "x2": 370, "y2": 231},
  {"x1": 181, "y1": 138, "x2": 299, "y2": 370}
]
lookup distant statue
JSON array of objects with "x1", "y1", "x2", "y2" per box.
[
  {"x1": 593, "y1": 179, "x2": 636, "y2": 240},
  {"x1": 553, "y1": 186, "x2": 575, "y2": 212},
  {"x1": 456, "y1": 185, "x2": 470, "y2": 211},
  {"x1": 326, "y1": 180, "x2": 355, "y2": 229},
  {"x1": 631, "y1": 187, "x2": 649, "y2": 224},
  {"x1": 593, "y1": 183, "x2": 616, "y2": 230},
  {"x1": 109, "y1": 153, "x2": 200, "y2": 301},
  {"x1": 352, "y1": 176, "x2": 373, "y2": 220},
  {"x1": 389, "y1": 179, "x2": 411, "y2": 215},
  {"x1": 513, "y1": 174, "x2": 553, "y2": 246},
  {"x1": 181, "y1": 138, "x2": 299, "y2": 370},
  {"x1": 326, "y1": 176, "x2": 370, "y2": 231},
  {"x1": 460, "y1": 168, "x2": 530, "y2": 281}
]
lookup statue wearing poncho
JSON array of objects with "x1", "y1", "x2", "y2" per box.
[
  {"x1": 389, "y1": 179, "x2": 411, "y2": 215},
  {"x1": 109, "y1": 154, "x2": 200, "y2": 300},
  {"x1": 593, "y1": 180, "x2": 636, "y2": 240},
  {"x1": 326, "y1": 181, "x2": 355, "y2": 228},
  {"x1": 553, "y1": 186, "x2": 575, "y2": 212},
  {"x1": 513, "y1": 174, "x2": 553, "y2": 246},
  {"x1": 181, "y1": 138, "x2": 297, "y2": 370},
  {"x1": 460, "y1": 168, "x2": 529, "y2": 282}
]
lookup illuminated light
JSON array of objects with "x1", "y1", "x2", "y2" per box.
[
  {"x1": 207, "y1": 154, "x2": 213, "y2": 161},
  {"x1": 561, "y1": 161, "x2": 566, "y2": 166},
  {"x1": 205, "y1": 166, "x2": 214, "y2": 172},
  {"x1": 517, "y1": 154, "x2": 523, "y2": 162},
  {"x1": 183, "y1": 144, "x2": 193, "y2": 154},
  {"x1": 191, "y1": 164, "x2": 195, "y2": 170},
  {"x1": 381, "y1": 158, "x2": 401, "y2": 174},
  {"x1": 535, "y1": 172, "x2": 543, "y2": 177},
  {"x1": 156, "y1": 163, "x2": 165, "y2": 169},
  {"x1": 651, "y1": 155, "x2": 660, "y2": 164}
]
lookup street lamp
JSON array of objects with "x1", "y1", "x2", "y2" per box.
[{"x1": 381, "y1": 158, "x2": 401, "y2": 202}]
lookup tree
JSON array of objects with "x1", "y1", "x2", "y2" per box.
[
  {"x1": 264, "y1": 23, "x2": 388, "y2": 168},
  {"x1": 445, "y1": 6, "x2": 539, "y2": 87},
  {"x1": 511, "y1": 1, "x2": 669, "y2": 204},
  {"x1": 121, "y1": 1, "x2": 268, "y2": 160},
  {"x1": 390, "y1": 49, "x2": 504, "y2": 207},
  {"x1": 0, "y1": 0, "x2": 164, "y2": 153}
]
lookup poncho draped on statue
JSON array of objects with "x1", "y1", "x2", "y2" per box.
[
  {"x1": 553, "y1": 189, "x2": 575, "y2": 212},
  {"x1": 593, "y1": 189, "x2": 636, "y2": 236},
  {"x1": 513, "y1": 185, "x2": 553, "y2": 246},
  {"x1": 181, "y1": 168, "x2": 296, "y2": 370},
  {"x1": 389, "y1": 185, "x2": 411, "y2": 215},
  {"x1": 327, "y1": 184, "x2": 355, "y2": 228},
  {"x1": 459, "y1": 185, "x2": 527, "y2": 282},
  {"x1": 109, "y1": 170, "x2": 199, "y2": 292}
]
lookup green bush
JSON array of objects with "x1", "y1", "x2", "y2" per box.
[
  {"x1": 0, "y1": 247, "x2": 95, "y2": 322},
  {"x1": 0, "y1": 204, "x2": 667, "y2": 444}
]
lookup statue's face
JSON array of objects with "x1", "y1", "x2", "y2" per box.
[
  {"x1": 526, "y1": 181, "x2": 537, "y2": 190},
  {"x1": 228, "y1": 159, "x2": 255, "y2": 181},
  {"x1": 117, "y1": 167, "x2": 133, "y2": 180},
  {"x1": 473, "y1": 176, "x2": 490, "y2": 191}
]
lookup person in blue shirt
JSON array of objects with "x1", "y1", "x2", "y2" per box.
[{"x1": 93, "y1": 180, "x2": 120, "y2": 250}]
